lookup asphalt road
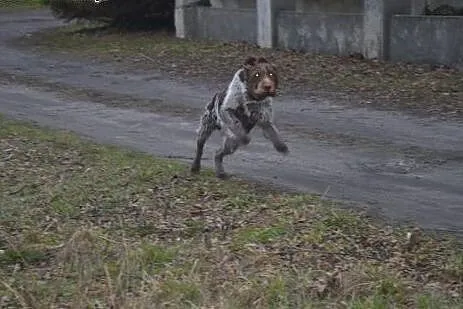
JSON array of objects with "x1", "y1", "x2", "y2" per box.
[{"x1": 1, "y1": 9, "x2": 463, "y2": 234}]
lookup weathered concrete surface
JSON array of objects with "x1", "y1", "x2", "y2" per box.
[
  {"x1": 210, "y1": 0, "x2": 255, "y2": 9},
  {"x1": 196, "y1": 7, "x2": 257, "y2": 43},
  {"x1": 176, "y1": 5, "x2": 256, "y2": 43},
  {"x1": 363, "y1": 0, "x2": 410, "y2": 60},
  {"x1": 2, "y1": 10, "x2": 463, "y2": 235},
  {"x1": 256, "y1": 0, "x2": 293, "y2": 48},
  {"x1": 294, "y1": 0, "x2": 363, "y2": 13},
  {"x1": 277, "y1": 11, "x2": 363, "y2": 55},
  {"x1": 256, "y1": 0, "x2": 274, "y2": 47},
  {"x1": 176, "y1": 0, "x2": 463, "y2": 66},
  {"x1": 175, "y1": 0, "x2": 197, "y2": 39},
  {"x1": 391, "y1": 15, "x2": 463, "y2": 67}
]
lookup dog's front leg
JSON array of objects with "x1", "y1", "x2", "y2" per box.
[
  {"x1": 259, "y1": 122, "x2": 289, "y2": 154},
  {"x1": 220, "y1": 108, "x2": 251, "y2": 145}
]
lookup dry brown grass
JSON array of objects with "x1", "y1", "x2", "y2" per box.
[{"x1": 0, "y1": 116, "x2": 462, "y2": 308}]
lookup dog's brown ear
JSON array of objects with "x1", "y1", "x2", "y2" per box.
[
  {"x1": 244, "y1": 56, "x2": 257, "y2": 67},
  {"x1": 257, "y1": 57, "x2": 268, "y2": 63},
  {"x1": 240, "y1": 56, "x2": 257, "y2": 81}
]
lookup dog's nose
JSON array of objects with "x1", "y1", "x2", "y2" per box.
[{"x1": 264, "y1": 85, "x2": 272, "y2": 91}]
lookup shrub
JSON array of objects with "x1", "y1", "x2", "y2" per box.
[{"x1": 49, "y1": 0, "x2": 175, "y2": 30}]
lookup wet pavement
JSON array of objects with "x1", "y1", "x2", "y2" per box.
[{"x1": 1, "y1": 9, "x2": 463, "y2": 234}]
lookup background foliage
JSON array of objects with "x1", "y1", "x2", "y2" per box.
[{"x1": 49, "y1": 0, "x2": 176, "y2": 29}]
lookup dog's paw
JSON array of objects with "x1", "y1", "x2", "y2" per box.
[
  {"x1": 240, "y1": 135, "x2": 251, "y2": 145},
  {"x1": 275, "y1": 142, "x2": 289, "y2": 154}
]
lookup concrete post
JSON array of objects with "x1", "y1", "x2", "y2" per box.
[
  {"x1": 363, "y1": 0, "x2": 385, "y2": 59},
  {"x1": 256, "y1": 0, "x2": 291, "y2": 48},
  {"x1": 256, "y1": 0, "x2": 274, "y2": 48},
  {"x1": 175, "y1": 0, "x2": 197, "y2": 39},
  {"x1": 363, "y1": 0, "x2": 411, "y2": 60}
]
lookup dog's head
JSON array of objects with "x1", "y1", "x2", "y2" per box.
[{"x1": 239, "y1": 56, "x2": 278, "y2": 101}]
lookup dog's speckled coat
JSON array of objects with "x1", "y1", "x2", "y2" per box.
[{"x1": 191, "y1": 56, "x2": 289, "y2": 178}]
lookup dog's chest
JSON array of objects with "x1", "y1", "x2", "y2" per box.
[{"x1": 233, "y1": 102, "x2": 267, "y2": 133}]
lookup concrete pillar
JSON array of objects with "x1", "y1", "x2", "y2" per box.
[
  {"x1": 363, "y1": 0, "x2": 410, "y2": 60},
  {"x1": 256, "y1": 0, "x2": 291, "y2": 48},
  {"x1": 363, "y1": 0, "x2": 385, "y2": 59},
  {"x1": 175, "y1": 0, "x2": 197, "y2": 39},
  {"x1": 257, "y1": 0, "x2": 274, "y2": 48}
]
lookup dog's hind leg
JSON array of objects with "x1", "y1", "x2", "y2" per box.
[
  {"x1": 214, "y1": 135, "x2": 240, "y2": 179},
  {"x1": 191, "y1": 115, "x2": 216, "y2": 174}
]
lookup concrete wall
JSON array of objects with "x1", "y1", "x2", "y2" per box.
[
  {"x1": 256, "y1": 0, "x2": 295, "y2": 47},
  {"x1": 277, "y1": 11, "x2": 364, "y2": 55},
  {"x1": 193, "y1": 7, "x2": 257, "y2": 43},
  {"x1": 210, "y1": 0, "x2": 256, "y2": 9},
  {"x1": 295, "y1": 0, "x2": 363, "y2": 13},
  {"x1": 176, "y1": 1, "x2": 463, "y2": 68},
  {"x1": 383, "y1": 0, "x2": 412, "y2": 59},
  {"x1": 363, "y1": 0, "x2": 411, "y2": 59},
  {"x1": 390, "y1": 15, "x2": 463, "y2": 66},
  {"x1": 176, "y1": 6, "x2": 198, "y2": 39}
]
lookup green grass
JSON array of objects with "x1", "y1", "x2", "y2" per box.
[
  {"x1": 0, "y1": 0, "x2": 47, "y2": 9},
  {"x1": 0, "y1": 115, "x2": 462, "y2": 308}
]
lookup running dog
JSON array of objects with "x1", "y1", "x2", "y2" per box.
[{"x1": 191, "y1": 56, "x2": 288, "y2": 179}]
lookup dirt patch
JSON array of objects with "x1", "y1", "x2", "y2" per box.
[
  {"x1": 11, "y1": 23, "x2": 463, "y2": 120},
  {"x1": 0, "y1": 116, "x2": 462, "y2": 308}
]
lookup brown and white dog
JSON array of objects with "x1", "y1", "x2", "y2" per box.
[{"x1": 191, "y1": 56, "x2": 289, "y2": 179}]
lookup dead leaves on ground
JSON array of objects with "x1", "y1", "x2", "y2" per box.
[{"x1": 1, "y1": 119, "x2": 462, "y2": 307}]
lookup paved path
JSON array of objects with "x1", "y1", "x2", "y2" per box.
[{"x1": 1, "y1": 9, "x2": 463, "y2": 234}]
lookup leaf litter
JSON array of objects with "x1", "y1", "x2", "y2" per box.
[{"x1": 0, "y1": 117, "x2": 462, "y2": 308}]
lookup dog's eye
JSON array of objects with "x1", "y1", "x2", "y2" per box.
[
  {"x1": 255, "y1": 73, "x2": 259, "y2": 77},
  {"x1": 269, "y1": 73, "x2": 273, "y2": 77}
]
